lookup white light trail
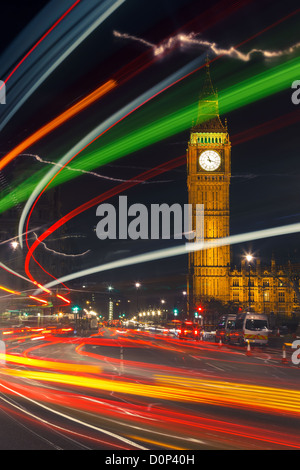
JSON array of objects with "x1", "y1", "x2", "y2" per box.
[
  {"x1": 176, "y1": 33, "x2": 300, "y2": 62},
  {"x1": 113, "y1": 30, "x2": 155, "y2": 49},
  {"x1": 26, "y1": 153, "x2": 171, "y2": 184},
  {"x1": 0, "y1": 261, "x2": 35, "y2": 285},
  {"x1": 114, "y1": 30, "x2": 300, "y2": 61},
  {"x1": 0, "y1": 0, "x2": 126, "y2": 131},
  {"x1": 0, "y1": 382, "x2": 148, "y2": 450},
  {"x1": 18, "y1": 53, "x2": 207, "y2": 248},
  {"x1": 32, "y1": 232, "x2": 90, "y2": 258},
  {"x1": 40, "y1": 222, "x2": 300, "y2": 291}
]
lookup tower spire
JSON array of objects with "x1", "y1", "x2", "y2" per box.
[
  {"x1": 200, "y1": 55, "x2": 217, "y2": 99},
  {"x1": 193, "y1": 59, "x2": 226, "y2": 132}
]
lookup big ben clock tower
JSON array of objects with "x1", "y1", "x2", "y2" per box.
[{"x1": 187, "y1": 60, "x2": 231, "y2": 314}]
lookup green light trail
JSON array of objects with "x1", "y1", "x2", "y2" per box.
[{"x1": 0, "y1": 55, "x2": 299, "y2": 215}]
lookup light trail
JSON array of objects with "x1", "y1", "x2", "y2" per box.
[
  {"x1": 33, "y1": 232, "x2": 91, "y2": 258},
  {"x1": 0, "y1": 381, "x2": 147, "y2": 450},
  {"x1": 0, "y1": 80, "x2": 117, "y2": 171},
  {"x1": 7, "y1": 9, "x2": 298, "y2": 290},
  {"x1": 0, "y1": 282, "x2": 51, "y2": 307},
  {"x1": 14, "y1": 7, "x2": 299, "y2": 233},
  {"x1": 26, "y1": 156, "x2": 185, "y2": 286},
  {"x1": 2, "y1": 376, "x2": 300, "y2": 449},
  {"x1": 0, "y1": 353, "x2": 100, "y2": 375},
  {"x1": 27, "y1": 153, "x2": 171, "y2": 184},
  {"x1": 0, "y1": 0, "x2": 125, "y2": 132},
  {"x1": 0, "y1": 0, "x2": 81, "y2": 89},
  {"x1": 0, "y1": 7, "x2": 290, "y2": 222},
  {"x1": 18, "y1": 54, "x2": 209, "y2": 248},
  {"x1": 115, "y1": 30, "x2": 300, "y2": 61},
  {"x1": 231, "y1": 108, "x2": 300, "y2": 146},
  {"x1": 23, "y1": 56, "x2": 300, "y2": 286},
  {"x1": 0, "y1": 285, "x2": 21, "y2": 295},
  {"x1": 28, "y1": 296, "x2": 48, "y2": 305},
  {"x1": 18, "y1": 95, "x2": 298, "y2": 289},
  {"x1": 18, "y1": 54, "x2": 300, "y2": 241},
  {"x1": 39, "y1": 220, "x2": 300, "y2": 292},
  {"x1": 1, "y1": 367, "x2": 300, "y2": 417},
  {"x1": 0, "y1": 0, "x2": 250, "y2": 172}
]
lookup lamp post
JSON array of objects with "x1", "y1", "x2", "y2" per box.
[
  {"x1": 182, "y1": 291, "x2": 187, "y2": 320},
  {"x1": 108, "y1": 286, "x2": 113, "y2": 322},
  {"x1": 246, "y1": 254, "x2": 253, "y2": 310},
  {"x1": 135, "y1": 282, "x2": 141, "y2": 314}
]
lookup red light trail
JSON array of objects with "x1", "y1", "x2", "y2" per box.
[
  {"x1": 0, "y1": 1, "x2": 81, "y2": 91},
  {"x1": 24, "y1": 104, "x2": 297, "y2": 291},
  {"x1": 22, "y1": 7, "x2": 300, "y2": 294},
  {"x1": 0, "y1": 0, "x2": 247, "y2": 173}
]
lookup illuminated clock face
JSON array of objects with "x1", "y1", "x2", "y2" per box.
[{"x1": 199, "y1": 150, "x2": 221, "y2": 171}]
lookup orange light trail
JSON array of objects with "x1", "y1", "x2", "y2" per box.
[
  {"x1": 28, "y1": 295, "x2": 48, "y2": 305},
  {"x1": 0, "y1": 79, "x2": 116, "y2": 171},
  {"x1": 0, "y1": 0, "x2": 248, "y2": 172},
  {"x1": 23, "y1": 9, "x2": 300, "y2": 290},
  {"x1": 56, "y1": 294, "x2": 71, "y2": 304}
]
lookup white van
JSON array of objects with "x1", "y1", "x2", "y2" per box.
[{"x1": 229, "y1": 312, "x2": 269, "y2": 346}]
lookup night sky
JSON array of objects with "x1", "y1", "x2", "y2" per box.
[{"x1": 0, "y1": 0, "x2": 299, "y2": 308}]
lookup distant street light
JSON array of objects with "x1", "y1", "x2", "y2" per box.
[{"x1": 11, "y1": 241, "x2": 19, "y2": 250}]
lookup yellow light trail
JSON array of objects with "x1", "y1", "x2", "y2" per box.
[
  {"x1": 126, "y1": 435, "x2": 186, "y2": 450},
  {"x1": 1, "y1": 367, "x2": 299, "y2": 417},
  {"x1": 0, "y1": 79, "x2": 117, "y2": 171},
  {"x1": 0, "y1": 285, "x2": 21, "y2": 295},
  {"x1": 0, "y1": 353, "x2": 101, "y2": 375}
]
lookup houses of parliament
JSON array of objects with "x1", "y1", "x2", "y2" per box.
[{"x1": 186, "y1": 61, "x2": 298, "y2": 318}]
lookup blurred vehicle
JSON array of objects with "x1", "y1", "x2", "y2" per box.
[
  {"x1": 215, "y1": 314, "x2": 236, "y2": 343},
  {"x1": 178, "y1": 321, "x2": 201, "y2": 340},
  {"x1": 229, "y1": 312, "x2": 269, "y2": 346}
]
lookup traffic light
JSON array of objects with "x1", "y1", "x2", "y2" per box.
[
  {"x1": 72, "y1": 306, "x2": 80, "y2": 313},
  {"x1": 173, "y1": 308, "x2": 179, "y2": 316}
]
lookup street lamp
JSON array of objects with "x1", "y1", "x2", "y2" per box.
[
  {"x1": 135, "y1": 282, "x2": 141, "y2": 313},
  {"x1": 107, "y1": 286, "x2": 114, "y2": 322},
  {"x1": 245, "y1": 254, "x2": 253, "y2": 310}
]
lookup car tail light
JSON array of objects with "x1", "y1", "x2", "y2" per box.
[{"x1": 194, "y1": 330, "x2": 198, "y2": 335}]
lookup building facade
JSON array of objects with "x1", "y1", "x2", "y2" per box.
[{"x1": 187, "y1": 62, "x2": 298, "y2": 317}]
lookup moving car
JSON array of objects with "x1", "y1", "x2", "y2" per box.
[
  {"x1": 228, "y1": 312, "x2": 269, "y2": 346},
  {"x1": 178, "y1": 321, "x2": 201, "y2": 341}
]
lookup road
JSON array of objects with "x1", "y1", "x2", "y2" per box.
[{"x1": 0, "y1": 326, "x2": 299, "y2": 451}]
